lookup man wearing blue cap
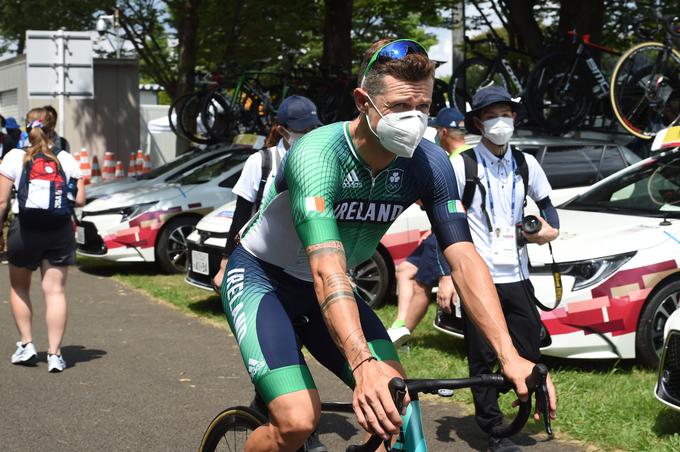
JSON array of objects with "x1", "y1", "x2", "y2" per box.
[
  {"x1": 451, "y1": 85, "x2": 560, "y2": 452},
  {"x1": 432, "y1": 107, "x2": 470, "y2": 158}
]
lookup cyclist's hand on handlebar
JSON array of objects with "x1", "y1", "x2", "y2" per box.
[{"x1": 352, "y1": 359, "x2": 410, "y2": 441}]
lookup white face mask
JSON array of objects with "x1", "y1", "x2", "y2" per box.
[
  {"x1": 282, "y1": 128, "x2": 304, "y2": 148},
  {"x1": 481, "y1": 116, "x2": 514, "y2": 146},
  {"x1": 366, "y1": 95, "x2": 428, "y2": 158}
]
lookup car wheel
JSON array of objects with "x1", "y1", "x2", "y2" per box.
[
  {"x1": 636, "y1": 280, "x2": 680, "y2": 368},
  {"x1": 156, "y1": 216, "x2": 199, "y2": 274},
  {"x1": 349, "y1": 251, "x2": 391, "y2": 309}
]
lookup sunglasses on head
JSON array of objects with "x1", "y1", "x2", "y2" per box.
[{"x1": 361, "y1": 39, "x2": 428, "y2": 85}]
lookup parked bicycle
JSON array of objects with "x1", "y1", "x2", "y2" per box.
[
  {"x1": 169, "y1": 55, "x2": 357, "y2": 145},
  {"x1": 525, "y1": 29, "x2": 622, "y2": 134},
  {"x1": 610, "y1": 10, "x2": 680, "y2": 139},
  {"x1": 198, "y1": 364, "x2": 552, "y2": 451},
  {"x1": 448, "y1": 0, "x2": 531, "y2": 114}
]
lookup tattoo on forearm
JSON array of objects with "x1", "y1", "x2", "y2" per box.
[
  {"x1": 320, "y1": 290, "x2": 355, "y2": 313},
  {"x1": 307, "y1": 241, "x2": 345, "y2": 258},
  {"x1": 325, "y1": 273, "x2": 349, "y2": 290}
]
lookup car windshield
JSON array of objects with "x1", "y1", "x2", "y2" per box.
[
  {"x1": 176, "y1": 153, "x2": 250, "y2": 185},
  {"x1": 137, "y1": 151, "x2": 197, "y2": 180},
  {"x1": 564, "y1": 154, "x2": 680, "y2": 218}
]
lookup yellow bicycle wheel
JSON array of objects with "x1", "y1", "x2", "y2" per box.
[
  {"x1": 610, "y1": 41, "x2": 680, "y2": 139},
  {"x1": 198, "y1": 406, "x2": 265, "y2": 452}
]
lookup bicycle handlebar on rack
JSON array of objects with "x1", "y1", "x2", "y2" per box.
[{"x1": 346, "y1": 364, "x2": 551, "y2": 452}]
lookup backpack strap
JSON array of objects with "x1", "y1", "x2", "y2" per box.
[
  {"x1": 511, "y1": 146, "x2": 529, "y2": 207},
  {"x1": 254, "y1": 148, "x2": 272, "y2": 211},
  {"x1": 461, "y1": 149, "x2": 493, "y2": 232}
]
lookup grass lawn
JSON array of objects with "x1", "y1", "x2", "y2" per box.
[{"x1": 78, "y1": 258, "x2": 680, "y2": 451}]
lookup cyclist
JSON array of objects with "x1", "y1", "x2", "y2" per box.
[{"x1": 215, "y1": 38, "x2": 557, "y2": 450}]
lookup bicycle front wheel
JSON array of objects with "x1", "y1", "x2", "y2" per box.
[
  {"x1": 610, "y1": 41, "x2": 680, "y2": 139},
  {"x1": 526, "y1": 52, "x2": 592, "y2": 134},
  {"x1": 449, "y1": 57, "x2": 510, "y2": 113},
  {"x1": 198, "y1": 406, "x2": 266, "y2": 452}
]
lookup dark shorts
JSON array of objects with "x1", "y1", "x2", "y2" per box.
[
  {"x1": 7, "y1": 218, "x2": 76, "y2": 270},
  {"x1": 221, "y1": 245, "x2": 399, "y2": 404},
  {"x1": 406, "y1": 234, "x2": 451, "y2": 287}
]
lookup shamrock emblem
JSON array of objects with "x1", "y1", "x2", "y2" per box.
[{"x1": 389, "y1": 172, "x2": 401, "y2": 183}]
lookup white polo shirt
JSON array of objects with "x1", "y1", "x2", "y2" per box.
[
  {"x1": 232, "y1": 139, "x2": 287, "y2": 203},
  {"x1": 451, "y1": 142, "x2": 552, "y2": 283}
]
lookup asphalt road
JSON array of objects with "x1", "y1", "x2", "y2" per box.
[{"x1": 0, "y1": 266, "x2": 582, "y2": 451}]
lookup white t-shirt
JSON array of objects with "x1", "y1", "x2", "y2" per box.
[
  {"x1": 232, "y1": 139, "x2": 287, "y2": 203},
  {"x1": 0, "y1": 148, "x2": 82, "y2": 213},
  {"x1": 451, "y1": 142, "x2": 552, "y2": 283}
]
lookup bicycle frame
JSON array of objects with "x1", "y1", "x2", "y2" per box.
[{"x1": 562, "y1": 31, "x2": 620, "y2": 100}]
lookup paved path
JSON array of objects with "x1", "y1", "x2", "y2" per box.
[{"x1": 0, "y1": 266, "x2": 583, "y2": 451}]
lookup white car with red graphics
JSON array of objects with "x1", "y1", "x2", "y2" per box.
[
  {"x1": 435, "y1": 146, "x2": 680, "y2": 367},
  {"x1": 77, "y1": 148, "x2": 251, "y2": 273}
]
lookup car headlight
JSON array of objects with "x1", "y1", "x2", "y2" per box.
[
  {"x1": 559, "y1": 252, "x2": 637, "y2": 291},
  {"x1": 120, "y1": 202, "x2": 157, "y2": 222}
]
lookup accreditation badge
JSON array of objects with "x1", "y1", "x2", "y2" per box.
[{"x1": 491, "y1": 226, "x2": 518, "y2": 266}]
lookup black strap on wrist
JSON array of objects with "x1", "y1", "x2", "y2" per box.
[{"x1": 352, "y1": 356, "x2": 377, "y2": 374}]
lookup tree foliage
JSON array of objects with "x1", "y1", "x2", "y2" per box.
[{"x1": 0, "y1": 0, "x2": 112, "y2": 53}]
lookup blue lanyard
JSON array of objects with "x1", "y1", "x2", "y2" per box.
[{"x1": 479, "y1": 152, "x2": 516, "y2": 227}]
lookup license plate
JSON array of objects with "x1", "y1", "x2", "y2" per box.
[
  {"x1": 76, "y1": 226, "x2": 85, "y2": 245},
  {"x1": 191, "y1": 250, "x2": 210, "y2": 275}
]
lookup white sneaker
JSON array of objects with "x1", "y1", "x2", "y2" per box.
[
  {"x1": 387, "y1": 326, "x2": 411, "y2": 347},
  {"x1": 11, "y1": 341, "x2": 37, "y2": 364},
  {"x1": 47, "y1": 354, "x2": 66, "y2": 373}
]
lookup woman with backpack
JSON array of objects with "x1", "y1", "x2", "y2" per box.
[{"x1": 0, "y1": 107, "x2": 86, "y2": 373}]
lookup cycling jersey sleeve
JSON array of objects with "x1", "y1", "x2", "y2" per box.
[
  {"x1": 416, "y1": 143, "x2": 473, "y2": 250},
  {"x1": 284, "y1": 133, "x2": 342, "y2": 248}
]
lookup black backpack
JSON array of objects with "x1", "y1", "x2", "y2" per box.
[
  {"x1": 253, "y1": 147, "x2": 282, "y2": 211},
  {"x1": 460, "y1": 146, "x2": 529, "y2": 232}
]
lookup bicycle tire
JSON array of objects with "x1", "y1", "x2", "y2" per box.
[
  {"x1": 168, "y1": 93, "x2": 195, "y2": 142},
  {"x1": 198, "y1": 406, "x2": 266, "y2": 452},
  {"x1": 525, "y1": 52, "x2": 592, "y2": 134},
  {"x1": 449, "y1": 57, "x2": 511, "y2": 113},
  {"x1": 177, "y1": 92, "x2": 214, "y2": 145},
  {"x1": 610, "y1": 41, "x2": 680, "y2": 139},
  {"x1": 199, "y1": 88, "x2": 239, "y2": 141}
]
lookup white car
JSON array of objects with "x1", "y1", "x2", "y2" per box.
[
  {"x1": 76, "y1": 148, "x2": 252, "y2": 273},
  {"x1": 436, "y1": 146, "x2": 680, "y2": 366},
  {"x1": 656, "y1": 309, "x2": 680, "y2": 411}
]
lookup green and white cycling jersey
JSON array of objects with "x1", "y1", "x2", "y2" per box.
[{"x1": 239, "y1": 121, "x2": 472, "y2": 281}]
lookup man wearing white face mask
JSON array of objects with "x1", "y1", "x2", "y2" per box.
[
  {"x1": 450, "y1": 85, "x2": 560, "y2": 452},
  {"x1": 216, "y1": 40, "x2": 556, "y2": 451}
]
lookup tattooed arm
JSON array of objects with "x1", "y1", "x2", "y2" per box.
[{"x1": 307, "y1": 240, "x2": 406, "y2": 439}]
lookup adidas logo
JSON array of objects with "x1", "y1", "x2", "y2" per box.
[
  {"x1": 342, "y1": 170, "x2": 362, "y2": 188},
  {"x1": 248, "y1": 358, "x2": 265, "y2": 377}
]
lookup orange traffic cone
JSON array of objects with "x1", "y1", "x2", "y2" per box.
[
  {"x1": 128, "y1": 152, "x2": 137, "y2": 177},
  {"x1": 142, "y1": 150, "x2": 152, "y2": 174},
  {"x1": 90, "y1": 155, "x2": 102, "y2": 184},
  {"x1": 135, "y1": 149, "x2": 144, "y2": 176},
  {"x1": 114, "y1": 161, "x2": 125, "y2": 179},
  {"x1": 102, "y1": 151, "x2": 116, "y2": 181},
  {"x1": 79, "y1": 148, "x2": 91, "y2": 185}
]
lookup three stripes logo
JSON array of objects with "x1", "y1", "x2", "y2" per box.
[{"x1": 342, "y1": 170, "x2": 363, "y2": 188}]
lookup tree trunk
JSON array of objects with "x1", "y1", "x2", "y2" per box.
[
  {"x1": 175, "y1": 0, "x2": 202, "y2": 98},
  {"x1": 504, "y1": 0, "x2": 546, "y2": 58},
  {"x1": 322, "y1": 0, "x2": 353, "y2": 74},
  {"x1": 451, "y1": 0, "x2": 465, "y2": 72}
]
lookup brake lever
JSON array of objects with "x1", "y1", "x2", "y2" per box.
[{"x1": 536, "y1": 368, "x2": 553, "y2": 437}]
